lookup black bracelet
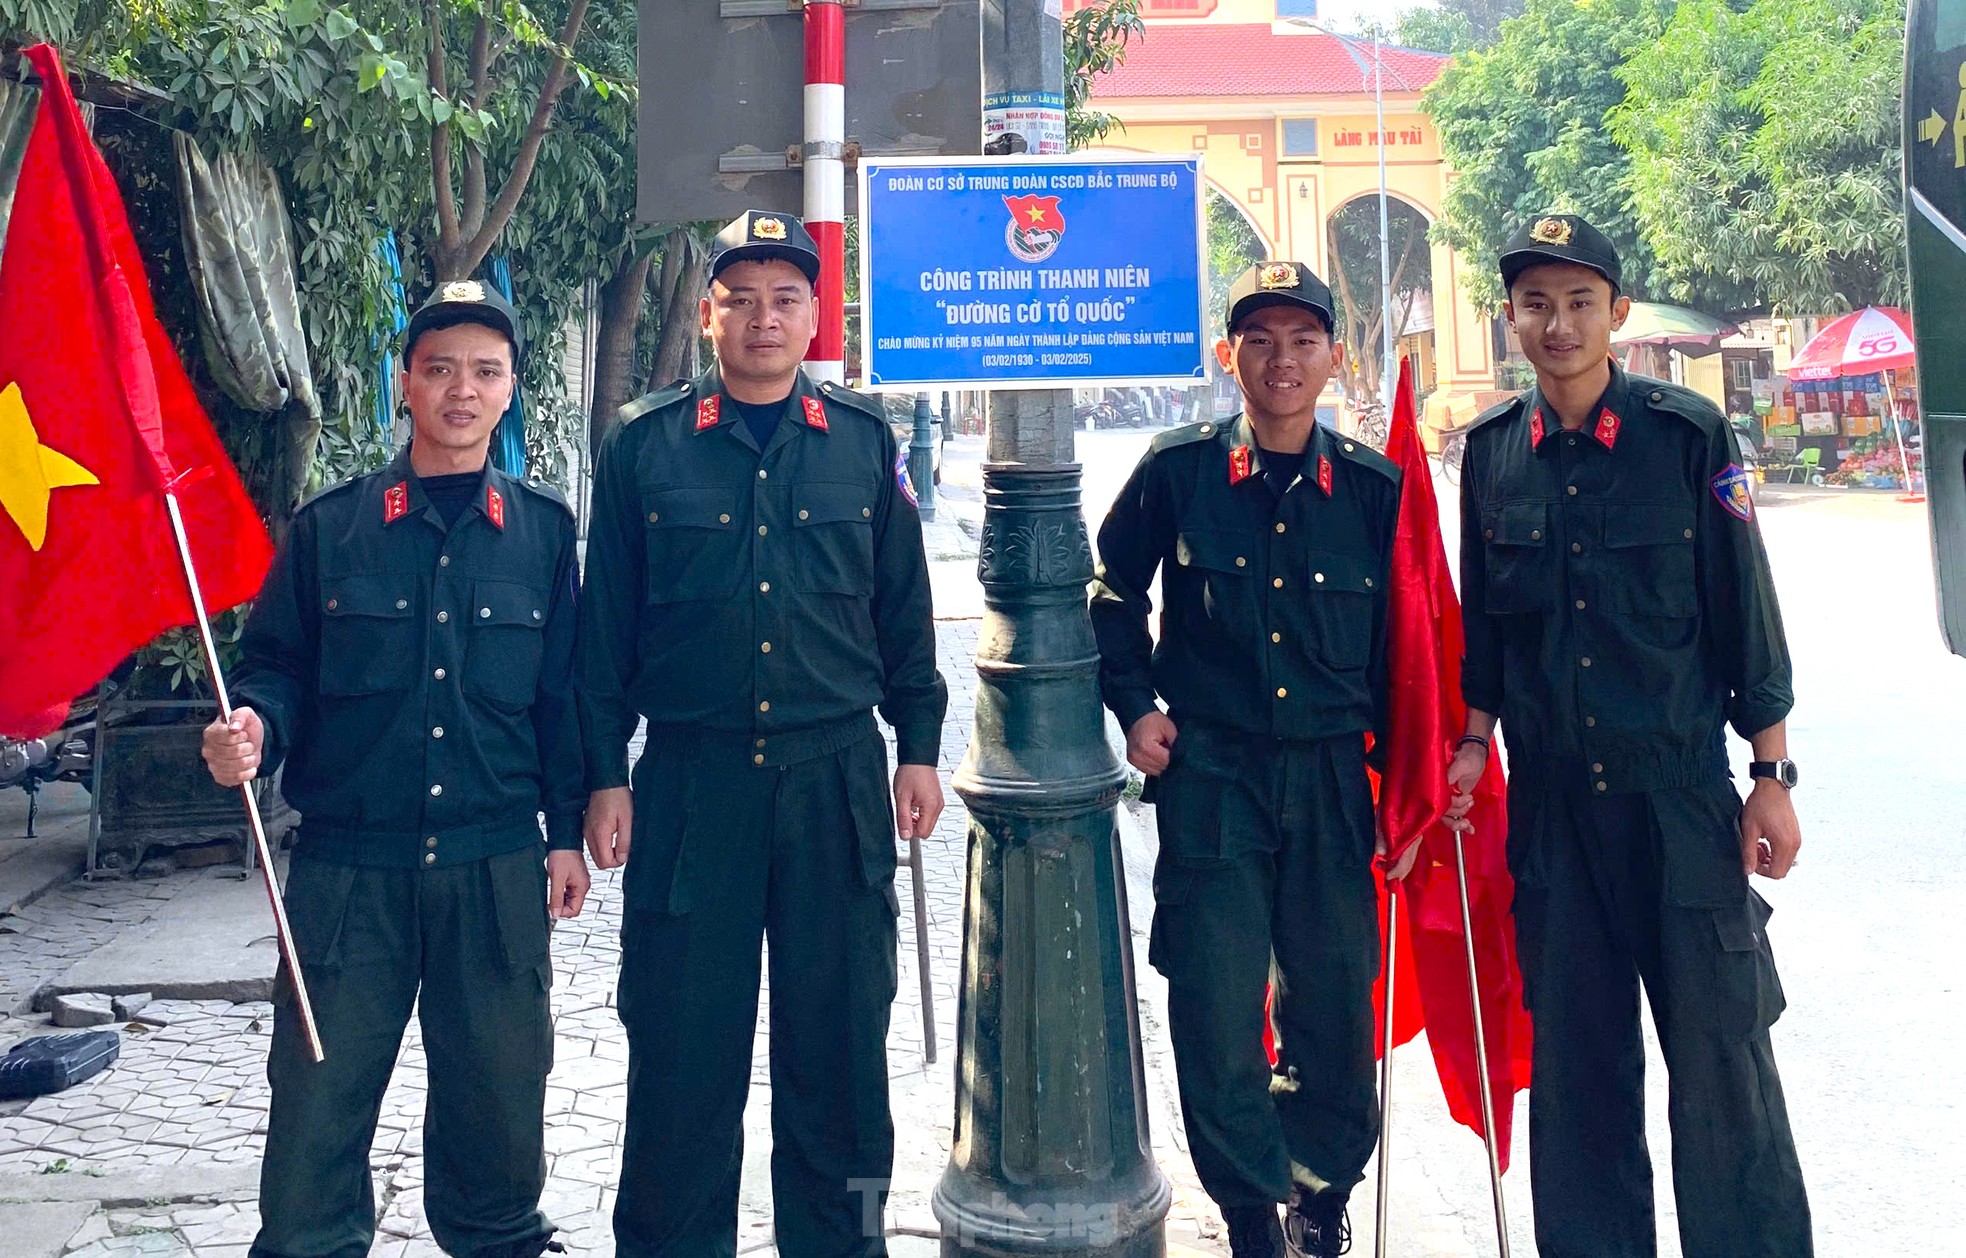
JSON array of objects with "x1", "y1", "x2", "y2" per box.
[{"x1": 1458, "y1": 734, "x2": 1490, "y2": 753}]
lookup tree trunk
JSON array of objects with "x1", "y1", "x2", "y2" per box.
[
  {"x1": 589, "y1": 248, "x2": 657, "y2": 457},
  {"x1": 648, "y1": 228, "x2": 708, "y2": 390}
]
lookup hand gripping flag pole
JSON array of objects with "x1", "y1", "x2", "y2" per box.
[
  {"x1": 1373, "y1": 875, "x2": 1399, "y2": 1258},
  {"x1": 1453, "y1": 830, "x2": 1511, "y2": 1256},
  {"x1": 164, "y1": 489, "x2": 325, "y2": 1064}
]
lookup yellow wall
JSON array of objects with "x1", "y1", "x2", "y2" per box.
[{"x1": 1684, "y1": 354, "x2": 1726, "y2": 411}]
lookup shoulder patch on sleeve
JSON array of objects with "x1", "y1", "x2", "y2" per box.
[
  {"x1": 815, "y1": 380, "x2": 889, "y2": 422},
  {"x1": 615, "y1": 380, "x2": 690, "y2": 428},
  {"x1": 1336, "y1": 436, "x2": 1401, "y2": 485},
  {"x1": 1710, "y1": 463, "x2": 1754, "y2": 522},
  {"x1": 1150, "y1": 420, "x2": 1221, "y2": 454}
]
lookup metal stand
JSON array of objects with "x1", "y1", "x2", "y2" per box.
[
  {"x1": 1373, "y1": 880, "x2": 1399, "y2": 1258},
  {"x1": 1452, "y1": 833, "x2": 1512, "y2": 1257}
]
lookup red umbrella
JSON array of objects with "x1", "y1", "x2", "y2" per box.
[{"x1": 1787, "y1": 306, "x2": 1916, "y2": 380}]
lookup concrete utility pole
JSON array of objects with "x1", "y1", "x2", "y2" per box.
[{"x1": 932, "y1": 3, "x2": 1172, "y2": 1256}]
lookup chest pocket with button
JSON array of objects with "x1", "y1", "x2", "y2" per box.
[
  {"x1": 465, "y1": 579, "x2": 548, "y2": 709},
  {"x1": 1305, "y1": 550, "x2": 1376, "y2": 668},
  {"x1": 1481, "y1": 501, "x2": 1554, "y2": 614},
  {"x1": 1175, "y1": 528, "x2": 1258, "y2": 635},
  {"x1": 1600, "y1": 505, "x2": 1697, "y2": 617},
  {"x1": 318, "y1": 574, "x2": 418, "y2": 696},
  {"x1": 643, "y1": 487, "x2": 744, "y2": 604},
  {"x1": 793, "y1": 481, "x2": 876, "y2": 596}
]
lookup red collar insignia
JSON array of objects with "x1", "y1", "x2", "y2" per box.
[
  {"x1": 382, "y1": 481, "x2": 410, "y2": 524},
  {"x1": 1529, "y1": 407, "x2": 1546, "y2": 447},
  {"x1": 1317, "y1": 454, "x2": 1334, "y2": 497},
  {"x1": 1228, "y1": 445, "x2": 1253, "y2": 485},
  {"x1": 1594, "y1": 407, "x2": 1621, "y2": 450},
  {"x1": 485, "y1": 484, "x2": 505, "y2": 530},
  {"x1": 802, "y1": 396, "x2": 828, "y2": 432},
  {"x1": 695, "y1": 395, "x2": 721, "y2": 431}
]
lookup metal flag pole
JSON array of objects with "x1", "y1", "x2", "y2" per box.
[
  {"x1": 1373, "y1": 877, "x2": 1399, "y2": 1258},
  {"x1": 906, "y1": 837, "x2": 937, "y2": 1064},
  {"x1": 162, "y1": 492, "x2": 325, "y2": 1064},
  {"x1": 1453, "y1": 832, "x2": 1510, "y2": 1257}
]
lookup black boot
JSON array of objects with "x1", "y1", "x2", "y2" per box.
[
  {"x1": 1222, "y1": 1203, "x2": 1286, "y2": 1258},
  {"x1": 1284, "y1": 1186, "x2": 1351, "y2": 1258}
]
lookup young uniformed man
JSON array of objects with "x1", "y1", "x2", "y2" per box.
[
  {"x1": 1089, "y1": 263, "x2": 1404, "y2": 1258},
  {"x1": 203, "y1": 282, "x2": 588, "y2": 1258},
  {"x1": 578, "y1": 210, "x2": 948, "y2": 1258},
  {"x1": 1446, "y1": 214, "x2": 1810, "y2": 1258}
]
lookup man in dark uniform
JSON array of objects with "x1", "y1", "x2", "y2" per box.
[
  {"x1": 1445, "y1": 214, "x2": 1810, "y2": 1258},
  {"x1": 578, "y1": 210, "x2": 948, "y2": 1258},
  {"x1": 202, "y1": 281, "x2": 588, "y2": 1258},
  {"x1": 1089, "y1": 263, "x2": 1405, "y2": 1258}
]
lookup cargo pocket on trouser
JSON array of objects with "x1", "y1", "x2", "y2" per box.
[
  {"x1": 486, "y1": 848, "x2": 555, "y2": 1073},
  {"x1": 1654, "y1": 779, "x2": 1751, "y2": 910},
  {"x1": 274, "y1": 857, "x2": 358, "y2": 1006},
  {"x1": 1148, "y1": 860, "x2": 1199, "y2": 978},
  {"x1": 622, "y1": 740, "x2": 702, "y2": 916},
  {"x1": 843, "y1": 734, "x2": 898, "y2": 890},
  {"x1": 1706, "y1": 889, "x2": 1786, "y2": 1043},
  {"x1": 1154, "y1": 753, "x2": 1227, "y2": 863}
]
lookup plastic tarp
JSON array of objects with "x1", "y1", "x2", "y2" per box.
[{"x1": 174, "y1": 133, "x2": 320, "y2": 507}]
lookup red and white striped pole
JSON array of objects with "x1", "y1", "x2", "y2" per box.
[{"x1": 804, "y1": 0, "x2": 846, "y2": 384}]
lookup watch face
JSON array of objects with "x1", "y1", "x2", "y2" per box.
[{"x1": 1780, "y1": 760, "x2": 1800, "y2": 788}]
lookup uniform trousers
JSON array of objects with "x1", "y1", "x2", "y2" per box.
[
  {"x1": 613, "y1": 722, "x2": 900, "y2": 1258},
  {"x1": 1147, "y1": 722, "x2": 1380, "y2": 1208},
  {"x1": 1508, "y1": 768, "x2": 1811, "y2": 1258},
  {"x1": 253, "y1": 844, "x2": 556, "y2": 1258}
]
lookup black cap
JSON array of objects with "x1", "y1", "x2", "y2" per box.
[
  {"x1": 1226, "y1": 262, "x2": 1335, "y2": 335},
  {"x1": 403, "y1": 280, "x2": 524, "y2": 363},
  {"x1": 709, "y1": 210, "x2": 822, "y2": 286},
  {"x1": 1499, "y1": 214, "x2": 1622, "y2": 293}
]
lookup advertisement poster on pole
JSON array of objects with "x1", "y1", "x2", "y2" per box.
[
  {"x1": 983, "y1": 91, "x2": 1067, "y2": 155},
  {"x1": 858, "y1": 154, "x2": 1208, "y2": 390}
]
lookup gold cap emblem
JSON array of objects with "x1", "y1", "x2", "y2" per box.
[
  {"x1": 1258, "y1": 262, "x2": 1300, "y2": 291},
  {"x1": 753, "y1": 217, "x2": 788, "y2": 241},
  {"x1": 1530, "y1": 217, "x2": 1574, "y2": 246},
  {"x1": 439, "y1": 280, "x2": 486, "y2": 303}
]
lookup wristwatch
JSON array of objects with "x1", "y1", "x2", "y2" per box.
[{"x1": 1748, "y1": 759, "x2": 1799, "y2": 789}]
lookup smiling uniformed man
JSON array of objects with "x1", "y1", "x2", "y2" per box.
[
  {"x1": 1090, "y1": 262, "x2": 1403, "y2": 1258},
  {"x1": 1445, "y1": 214, "x2": 1811, "y2": 1258},
  {"x1": 579, "y1": 210, "x2": 947, "y2": 1258},
  {"x1": 204, "y1": 281, "x2": 587, "y2": 1258}
]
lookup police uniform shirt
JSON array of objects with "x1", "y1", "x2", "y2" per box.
[
  {"x1": 1090, "y1": 415, "x2": 1401, "y2": 745},
  {"x1": 577, "y1": 366, "x2": 948, "y2": 788},
  {"x1": 1459, "y1": 359, "x2": 1793, "y2": 794},
  {"x1": 231, "y1": 447, "x2": 586, "y2": 866}
]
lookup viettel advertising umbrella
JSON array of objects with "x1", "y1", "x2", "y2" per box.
[
  {"x1": 1787, "y1": 306, "x2": 1917, "y2": 380},
  {"x1": 1788, "y1": 306, "x2": 1922, "y2": 500},
  {"x1": 1611, "y1": 301, "x2": 1740, "y2": 357}
]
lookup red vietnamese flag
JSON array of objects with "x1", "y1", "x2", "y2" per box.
[
  {"x1": 0, "y1": 44, "x2": 271, "y2": 737},
  {"x1": 1373, "y1": 356, "x2": 1533, "y2": 1170}
]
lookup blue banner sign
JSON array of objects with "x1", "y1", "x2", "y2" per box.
[{"x1": 858, "y1": 155, "x2": 1208, "y2": 390}]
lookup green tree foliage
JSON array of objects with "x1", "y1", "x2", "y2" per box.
[
  {"x1": 1205, "y1": 189, "x2": 1264, "y2": 338},
  {"x1": 1425, "y1": 0, "x2": 1677, "y2": 313},
  {"x1": 1392, "y1": 7, "x2": 1475, "y2": 55},
  {"x1": 1326, "y1": 195, "x2": 1432, "y2": 407},
  {"x1": 1066, "y1": 0, "x2": 1142, "y2": 149},
  {"x1": 3, "y1": 0, "x2": 624, "y2": 491},
  {"x1": 1610, "y1": 0, "x2": 1906, "y2": 313}
]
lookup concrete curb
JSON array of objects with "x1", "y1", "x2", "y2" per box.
[{"x1": 0, "y1": 1165, "x2": 259, "y2": 1207}]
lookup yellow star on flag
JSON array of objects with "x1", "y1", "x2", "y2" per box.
[
  {"x1": 1026, "y1": 204, "x2": 1048, "y2": 225},
  {"x1": 0, "y1": 381, "x2": 98, "y2": 552}
]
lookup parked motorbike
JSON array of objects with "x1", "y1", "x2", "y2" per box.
[{"x1": 2, "y1": 668, "x2": 130, "y2": 837}]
